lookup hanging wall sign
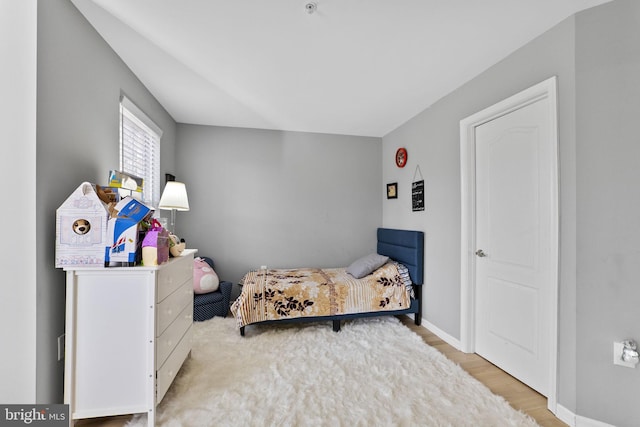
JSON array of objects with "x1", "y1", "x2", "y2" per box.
[
  {"x1": 412, "y1": 165, "x2": 425, "y2": 212},
  {"x1": 412, "y1": 180, "x2": 424, "y2": 211}
]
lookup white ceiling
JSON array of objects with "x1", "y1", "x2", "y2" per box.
[{"x1": 71, "y1": 0, "x2": 609, "y2": 137}]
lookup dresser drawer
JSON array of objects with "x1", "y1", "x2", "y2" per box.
[
  {"x1": 157, "y1": 255, "x2": 193, "y2": 303},
  {"x1": 156, "y1": 326, "x2": 192, "y2": 404},
  {"x1": 157, "y1": 281, "x2": 193, "y2": 336},
  {"x1": 157, "y1": 303, "x2": 193, "y2": 368}
]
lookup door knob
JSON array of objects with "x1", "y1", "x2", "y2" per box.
[{"x1": 475, "y1": 249, "x2": 487, "y2": 257}]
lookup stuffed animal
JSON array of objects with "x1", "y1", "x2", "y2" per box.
[
  {"x1": 169, "y1": 234, "x2": 186, "y2": 257},
  {"x1": 193, "y1": 257, "x2": 219, "y2": 294}
]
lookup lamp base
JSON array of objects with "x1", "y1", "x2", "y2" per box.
[{"x1": 169, "y1": 209, "x2": 177, "y2": 234}]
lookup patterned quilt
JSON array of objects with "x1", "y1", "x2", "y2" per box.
[{"x1": 231, "y1": 262, "x2": 412, "y2": 328}]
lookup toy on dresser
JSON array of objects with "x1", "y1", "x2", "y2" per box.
[
  {"x1": 141, "y1": 219, "x2": 170, "y2": 266},
  {"x1": 55, "y1": 182, "x2": 110, "y2": 268},
  {"x1": 104, "y1": 197, "x2": 153, "y2": 266},
  {"x1": 56, "y1": 176, "x2": 165, "y2": 268},
  {"x1": 169, "y1": 234, "x2": 186, "y2": 257}
]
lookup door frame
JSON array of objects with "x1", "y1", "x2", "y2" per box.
[{"x1": 459, "y1": 76, "x2": 559, "y2": 412}]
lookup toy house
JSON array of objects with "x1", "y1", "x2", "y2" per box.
[{"x1": 55, "y1": 182, "x2": 109, "y2": 268}]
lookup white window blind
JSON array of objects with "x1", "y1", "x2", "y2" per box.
[{"x1": 119, "y1": 96, "x2": 162, "y2": 207}]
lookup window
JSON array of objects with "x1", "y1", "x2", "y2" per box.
[{"x1": 119, "y1": 95, "x2": 162, "y2": 207}]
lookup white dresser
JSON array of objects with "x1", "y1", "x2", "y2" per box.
[{"x1": 63, "y1": 249, "x2": 196, "y2": 427}]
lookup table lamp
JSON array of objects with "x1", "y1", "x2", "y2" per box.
[{"x1": 158, "y1": 181, "x2": 189, "y2": 233}]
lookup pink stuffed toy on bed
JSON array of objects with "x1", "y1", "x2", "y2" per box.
[{"x1": 193, "y1": 257, "x2": 219, "y2": 294}]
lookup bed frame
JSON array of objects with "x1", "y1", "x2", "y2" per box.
[{"x1": 239, "y1": 227, "x2": 424, "y2": 336}]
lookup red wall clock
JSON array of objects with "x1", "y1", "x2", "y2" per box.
[{"x1": 395, "y1": 147, "x2": 408, "y2": 168}]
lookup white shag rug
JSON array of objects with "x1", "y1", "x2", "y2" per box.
[{"x1": 128, "y1": 317, "x2": 539, "y2": 427}]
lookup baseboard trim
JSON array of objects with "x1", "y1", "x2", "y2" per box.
[
  {"x1": 417, "y1": 316, "x2": 463, "y2": 351},
  {"x1": 550, "y1": 403, "x2": 616, "y2": 427},
  {"x1": 576, "y1": 414, "x2": 616, "y2": 427},
  {"x1": 556, "y1": 404, "x2": 576, "y2": 426}
]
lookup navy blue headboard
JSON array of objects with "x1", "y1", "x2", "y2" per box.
[{"x1": 377, "y1": 228, "x2": 424, "y2": 285}]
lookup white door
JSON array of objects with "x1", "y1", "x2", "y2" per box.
[{"x1": 473, "y1": 96, "x2": 554, "y2": 396}]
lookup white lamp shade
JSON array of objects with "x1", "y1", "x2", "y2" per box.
[{"x1": 158, "y1": 181, "x2": 190, "y2": 211}]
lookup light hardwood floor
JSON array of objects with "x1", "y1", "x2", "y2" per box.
[{"x1": 77, "y1": 315, "x2": 567, "y2": 427}]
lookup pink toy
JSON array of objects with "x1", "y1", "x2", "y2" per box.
[
  {"x1": 141, "y1": 219, "x2": 169, "y2": 266},
  {"x1": 193, "y1": 257, "x2": 219, "y2": 294}
]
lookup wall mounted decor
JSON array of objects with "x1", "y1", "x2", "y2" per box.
[
  {"x1": 387, "y1": 182, "x2": 398, "y2": 199},
  {"x1": 412, "y1": 165, "x2": 425, "y2": 212},
  {"x1": 412, "y1": 180, "x2": 425, "y2": 211},
  {"x1": 395, "y1": 147, "x2": 408, "y2": 168}
]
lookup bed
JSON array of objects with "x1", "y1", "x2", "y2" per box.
[{"x1": 231, "y1": 228, "x2": 424, "y2": 336}]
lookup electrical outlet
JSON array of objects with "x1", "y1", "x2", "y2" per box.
[
  {"x1": 613, "y1": 341, "x2": 636, "y2": 368},
  {"x1": 57, "y1": 334, "x2": 65, "y2": 362}
]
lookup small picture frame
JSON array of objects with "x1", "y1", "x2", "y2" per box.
[{"x1": 387, "y1": 182, "x2": 398, "y2": 199}]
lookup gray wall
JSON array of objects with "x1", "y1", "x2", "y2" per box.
[
  {"x1": 35, "y1": 0, "x2": 177, "y2": 402},
  {"x1": 383, "y1": 1, "x2": 639, "y2": 425},
  {"x1": 384, "y1": 12, "x2": 578, "y2": 408},
  {"x1": 176, "y1": 125, "x2": 381, "y2": 291},
  {"x1": 575, "y1": 1, "x2": 640, "y2": 425}
]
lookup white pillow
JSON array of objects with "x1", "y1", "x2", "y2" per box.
[{"x1": 346, "y1": 253, "x2": 389, "y2": 279}]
